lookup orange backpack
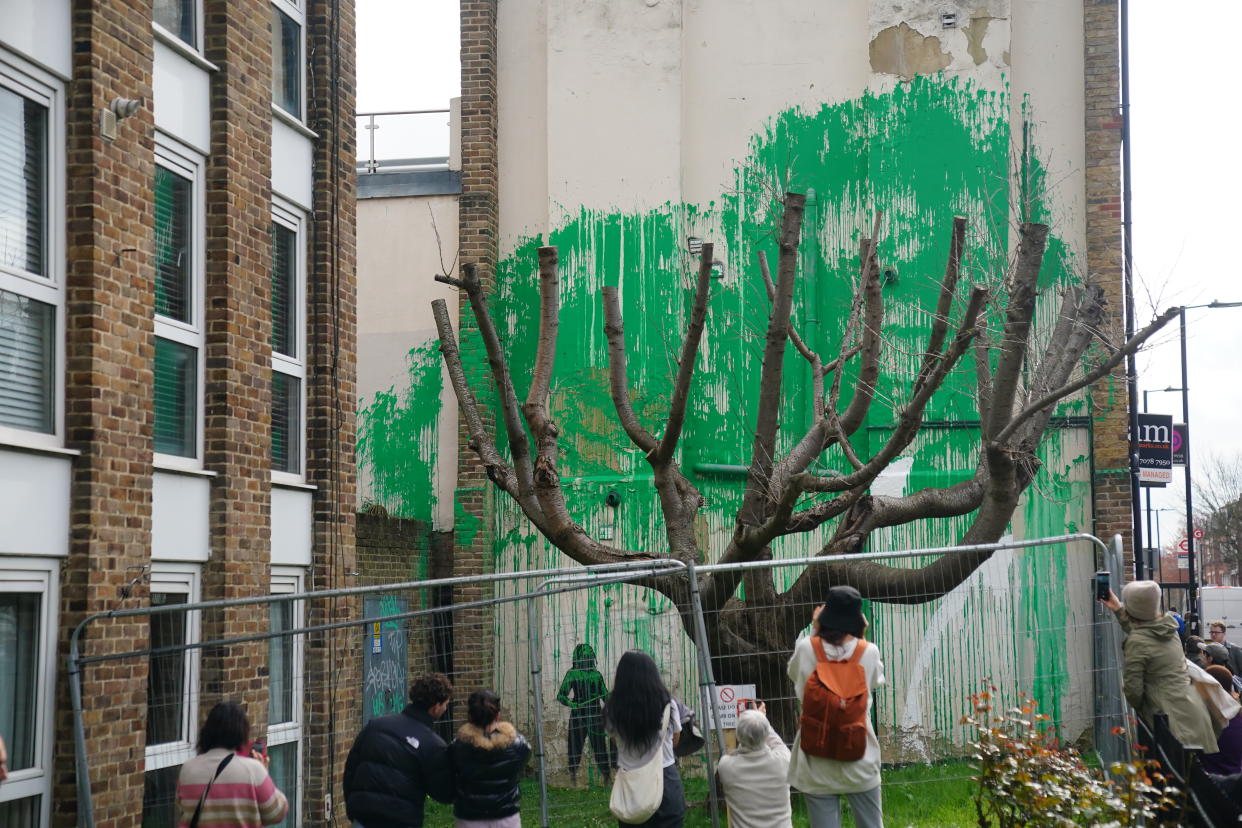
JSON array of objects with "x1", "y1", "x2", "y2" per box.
[{"x1": 799, "y1": 637, "x2": 869, "y2": 761}]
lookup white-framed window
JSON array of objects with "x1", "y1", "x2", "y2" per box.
[
  {"x1": 268, "y1": 568, "x2": 304, "y2": 828},
  {"x1": 271, "y1": 0, "x2": 305, "y2": 121},
  {"x1": 153, "y1": 136, "x2": 205, "y2": 470},
  {"x1": 0, "y1": 559, "x2": 59, "y2": 828},
  {"x1": 153, "y1": 0, "x2": 202, "y2": 52},
  {"x1": 141, "y1": 564, "x2": 201, "y2": 827},
  {"x1": 271, "y1": 199, "x2": 305, "y2": 481},
  {"x1": 0, "y1": 51, "x2": 64, "y2": 452}
]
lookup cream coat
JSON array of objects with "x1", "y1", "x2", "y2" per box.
[
  {"x1": 1115, "y1": 608, "x2": 1219, "y2": 754},
  {"x1": 786, "y1": 636, "x2": 885, "y2": 794}
]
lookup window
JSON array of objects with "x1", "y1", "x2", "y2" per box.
[
  {"x1": 144, "y1": 566, "x2": 199, "y2": 759},
  {"x1": 0, "y1": 53, "x2": 62, "y2": 447},
  {"x1": 271, "y1": 1, "x2": 303, "y2": 120},
  {"x1": 153, "y1": 139, "x2": 203, "y2": 466},
  {"x1": 271, "y1": 204, "x2": 305, "y2": 479},
  {"x1": 0, "y1": 562, "x2": 58, "y2": 826},
  {"x1": 153, "y1": 0, "x2": 197, "y2": 49},
  {"x1": 268, "y1": 570, "x2": 304, "y2": 828}
]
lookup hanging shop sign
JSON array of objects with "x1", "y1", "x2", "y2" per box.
[{"x1": 1137, "y1": 413, "x2": 1174, "y2": 487}]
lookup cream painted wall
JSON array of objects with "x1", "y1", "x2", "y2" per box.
[{"x1": 356, "y1": 192, "x2": 460, "y2": 530}]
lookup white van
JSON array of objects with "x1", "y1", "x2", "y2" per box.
[{"x1": 1200, "y1": 586, "x2": 1242, "y2": 633}]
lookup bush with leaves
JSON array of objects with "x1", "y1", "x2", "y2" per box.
[{"x1": 963, "y1": 686, "x2": 1182, "y2": 827}]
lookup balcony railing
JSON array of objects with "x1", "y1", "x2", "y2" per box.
[{"x1": 356, "y1": 108, "x2": 451, "y2": 174}]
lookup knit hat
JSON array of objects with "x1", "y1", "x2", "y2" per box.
[
  {"x1": 819, "y1": 586, "x2": 867, "y2": 638},
  {"x1": 1121, "y1": 580, "x2": 1161, "y2": 621},
  {"x1": 1202, "y1": 642, "x2": 1232, "y2": 665}
]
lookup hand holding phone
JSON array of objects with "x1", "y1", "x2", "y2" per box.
[
  {"x1": 249, "y1": 742, "x2": 269, "y2": 767},
  {"x1": 1094, "y1": 571, "x2": 1110, "y2": 602}
]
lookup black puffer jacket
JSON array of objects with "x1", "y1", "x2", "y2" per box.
[
  {"x1": 343, "y1": 705, "x2": 454, "y2": 828},
  {"x1": 448, "y1": 721, "x2": 531, "y2": 820}
]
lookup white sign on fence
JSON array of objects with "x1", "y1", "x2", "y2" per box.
[{"x1": 712, "y1": 683, "x2": 757, "y2": 729}]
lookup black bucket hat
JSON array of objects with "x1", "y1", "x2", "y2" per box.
[{"x1": 819, "y1": 585, "x2": 866, "y2": 638}]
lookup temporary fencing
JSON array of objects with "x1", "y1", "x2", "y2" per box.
[{"x1": 70, "y1": 533, "x2": 1126, "y2": 828}]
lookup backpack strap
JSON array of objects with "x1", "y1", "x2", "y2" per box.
[
  {"x1": 189, "y1": 753, "x2": 234, "y2": 828},
  {"x1": 811, "y1": 636, "x2": 867, "y2": 664}
]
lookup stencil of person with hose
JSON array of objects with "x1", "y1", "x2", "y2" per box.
[{"x1": 556, "y1": 642, "x2": 617, "y2": 786}]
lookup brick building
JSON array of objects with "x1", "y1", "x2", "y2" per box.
[{"x1": 0, "y1": 1, "x2": 356, "y2": 826}]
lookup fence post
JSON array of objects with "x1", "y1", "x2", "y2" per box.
[
  {"x1": 526, "y1": 589, "x2": 551, "y2": 828},
  {"x1": 1094, "y1": 534, "x2": 1132, "y2": 771},
  {"x1": 685, "y1": 559, "x2": 723, "y2": 828},
  {"x1": 69, "y1": 619, "x2": 96, "y2": 828}
]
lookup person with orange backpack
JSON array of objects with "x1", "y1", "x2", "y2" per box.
[{"x1": 786, "y1": 585, "x2": 885, "y2": 828}]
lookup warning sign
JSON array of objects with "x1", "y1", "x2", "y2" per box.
[{"x1": 713, "y1": 684, "x2": 755, "y2": 729}]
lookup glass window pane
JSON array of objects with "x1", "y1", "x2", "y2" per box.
[
  {"x1": 0, "y1": 288, "x2": 54, "y2": 433},
  {"x1": 141, "y1": 765, "x2": 180, "y2": 828},
  {"x1": 154, "y1": 166, "x2": 193, "y2": 323},
  {"x1": 0, "y1": 796, "x2": 41, "y2": 828},
  {"x1": 0, "y1": 85, "x2": 47, "y2": 277},
  {"x1": 271, "y1": 223, "x2": 296, "y2": 357},
  {"x1": 271, "y1": 372, "x2": 300, "y2": 474},
  {"x1": 146, "y1": 592, "x2": 188, "y2": 746},
  {"x1": 0, "y1": 593, "x2": 40, "y2": 771},
  {"x1": 153, "y1": 0, "x2": 196, "y2": 46},
  {"x1": 154, "y1": 337, "x2": 197, "y2": 457},
  {"x1": 272, "y1": 8, "x2": 301, "y2": 117},
  {"x1": 268, "y1": 600, "x2": 294, "y2": 724},
  {"x1": 267, "y1": 742, "x2": 297, "y2": 828}
]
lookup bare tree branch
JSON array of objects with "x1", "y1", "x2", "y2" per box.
[
  {"x1": 738, "y1": 193, "x2": 806, "y2": 528},
  {"x1": 985, "y1": 222, "x2": 1049, "y2": 438},
  {"x1": 602, "y1": 287, "x2": 660, "y2": 456},
  {"x1": 656, "y1": 244, "x2": 716, "y2": 464}
]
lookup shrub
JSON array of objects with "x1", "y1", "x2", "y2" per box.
[{"x1": 963, "y1": 686, "x2": 1182, "y2": 827}]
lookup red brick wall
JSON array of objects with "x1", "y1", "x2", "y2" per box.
[
  {"x1": 1083, "y1": 0, "x2": 1134, "y2": 572},
  {"x1": 304, "y1": 0, "x2": 360, "y2": 819},
  {"x1": 55, "y1": 1, "x2": 157, "y2": 825},
  {"x1": 454, "y1": 0, "x2": 499, "y2": 694}
]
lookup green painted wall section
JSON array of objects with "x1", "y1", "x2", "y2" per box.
[
  {"x1": 473, "y1": 75, "x2": 1094, "y2": 748},
  {"x1": 358, "y1": 341, "x2": 443, "y2": 523}
]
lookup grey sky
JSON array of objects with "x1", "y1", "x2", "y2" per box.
[{"x1": 355, "y1": 1, "x2": 1238, "y2": 551}]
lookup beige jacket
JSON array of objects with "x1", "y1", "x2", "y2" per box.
[{"x1": 1115, "y1": 608, "x2": 1219, "y2": 754}]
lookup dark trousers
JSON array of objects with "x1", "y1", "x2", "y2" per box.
[{"x1": 568, "y1": 709, "x2": 615, "y2": 776}]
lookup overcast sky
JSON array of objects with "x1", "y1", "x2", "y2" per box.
[{"x1": 355, "y1": 2, "x2": 1239, "y2": 550}]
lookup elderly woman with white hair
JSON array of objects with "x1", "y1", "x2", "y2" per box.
[
  {"x1": 1102, "y1": 580, "x2": 1218, "y2": 753},
  {"x1": 715, "y1": 705, "x2": 792, "y2": 828}
]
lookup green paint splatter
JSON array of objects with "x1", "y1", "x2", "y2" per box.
[{"x1": 358, "y1": 341, "x2": 443, "y2": 522}]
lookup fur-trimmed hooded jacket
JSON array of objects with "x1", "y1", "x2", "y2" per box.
[{"x1": 447, "y1": 721, "x2": 531, "y2": 821}]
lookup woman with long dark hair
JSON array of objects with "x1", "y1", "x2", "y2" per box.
[
  {"x1": 603, "y1": 651, "x2": 684, "y2": 827},
  {"x1": 448, "y1": 689, "x2": 531, "y2": 827},
  {"x1": 175, "y1": 701, "x2": 288, "y2": 828}
]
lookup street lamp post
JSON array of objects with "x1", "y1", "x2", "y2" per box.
[
  {"x1": 1142, "y1": 386, "x2": 1183, "y2": 580},
  {"x1": 1177, "y1": 300, "x2": 1242, "y2": 629}
]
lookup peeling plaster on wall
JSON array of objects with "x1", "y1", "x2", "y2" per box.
[
  {"x1": 869, "y1": 23, "x2": 953, "y2": 79},
  {"x1": 963, "y1": 14, "x2": 994, "y2": 65}
]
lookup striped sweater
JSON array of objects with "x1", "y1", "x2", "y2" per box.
[{"x1": 176, "y1": 748, "x2": 289, "y2": 828}]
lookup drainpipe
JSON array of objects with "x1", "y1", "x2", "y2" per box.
[{"x1": 1120, "y1": 0, "x2": 1144, "y2": 577}]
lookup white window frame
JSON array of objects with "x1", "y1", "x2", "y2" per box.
[
  {"x1": 152, "y1": 0, "x2": 205, "y2": 56},
  {"x1": 0, "y1": 50, "x2": 65, "y2": 452},
  {"x1": 271, "y1": 0, "x2": 306, "y2": 124},
  {"x1": 144, "y1": 563, "x2": 201, "y2": 772},
  {"x1": 153, "y1": 135, "x2": 205, "y2": 472},
  {"x1": 0, "y1": 558, "x2": 58, "y2": 827},
  {"x1": 271, "y1": 198, "x2": 306, "y2": 484},
  {"x1": 268, "y1": 568, "x2": 304, "y2": 821}
]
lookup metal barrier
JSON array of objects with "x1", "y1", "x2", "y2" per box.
[{"x1": 71, "y1": 532, "x2": 1126, "y2": 828}]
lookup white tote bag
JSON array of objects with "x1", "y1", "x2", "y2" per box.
[{"x1": 609, "y1": 703, "x2": 673, "y2": 824}]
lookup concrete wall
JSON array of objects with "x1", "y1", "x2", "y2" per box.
[
  {"x1": 357, "y1": 191, "x2": 460, "y2": 531},
  {"x1": 473, "y1": 0, "x2": 1109, "y2": 751}
]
